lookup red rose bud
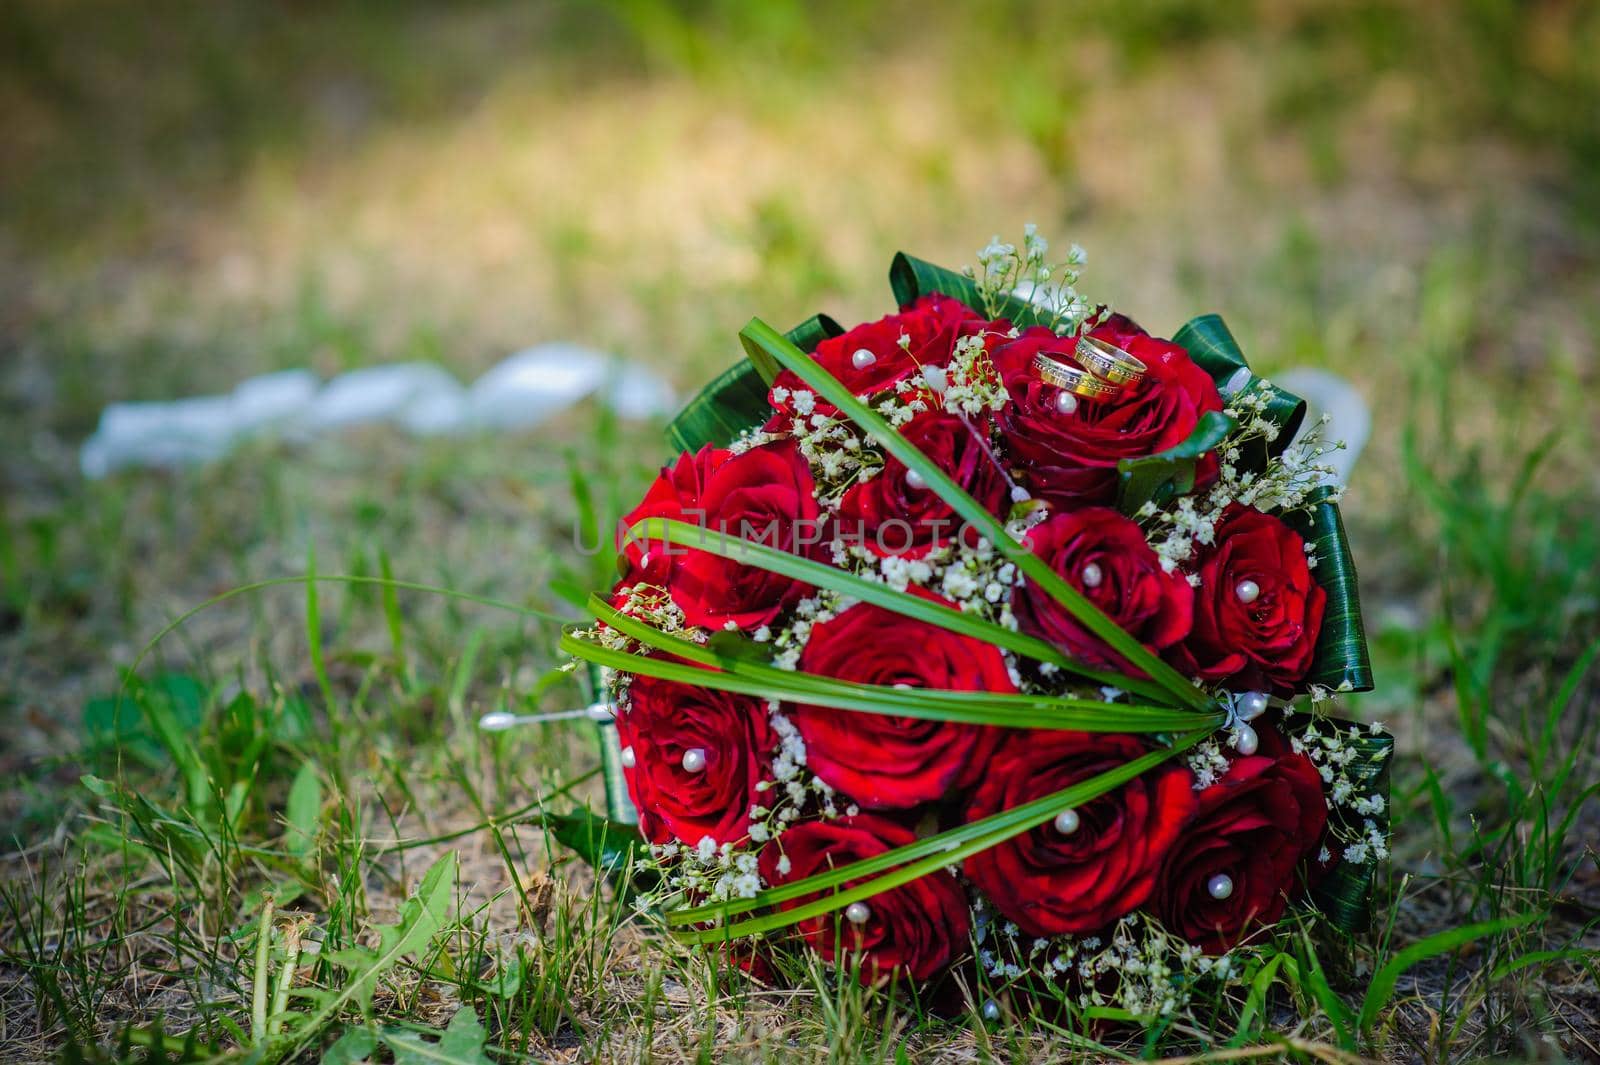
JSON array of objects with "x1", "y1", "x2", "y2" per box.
[
  {"x1": 767, "y1": 294, "x2": 987, "y2": 420},
  {"x1": 963, "y1": 731, "x2": 1195, "y2": 936},
  {"x1": 836, "y1": 411, "x2": 1010, "y2": 558},
  {"x1": 1154, "y1": 730, "x2": 1327, "y2": 954},
  {"x1": 1015, "y1": 507, "x2": 1194, "y2": 672},
  {"x1": 991, "y1": 316, "x2": 1224, "y2": 509},
  {"x1": 615, "y1": 675, "x2": 777, "y2": 847},
  {"x1": 758, "y1": 815, "x2": 970, "y2": 984},
  {"x1": 789, "y1": 592, "x2": 1010, "y2": 809},
  {"x1": 619, "y1": 440, "x2": 825, "y2": 631},
  {"x1": 1169, "y1": 504, "x2": 1327, "y2": 694}
]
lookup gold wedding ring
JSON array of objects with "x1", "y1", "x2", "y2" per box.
[
  {"x1": 1031, "y1": 352, "x2": 1121, "y2": 402},
  {"x1": 1073, "y1": 335, "x2": 1147, "y2": 387}
]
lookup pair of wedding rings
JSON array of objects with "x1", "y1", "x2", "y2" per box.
[{"x1": 1031, "y1": 334, "x2": 1147, "y2": 404}]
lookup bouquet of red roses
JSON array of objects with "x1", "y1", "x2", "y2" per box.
[{"x1": 562, "y1": 231, "x2": 1390, "y2": 1019}]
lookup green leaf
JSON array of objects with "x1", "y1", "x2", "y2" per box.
[
  {"x1": 380, "y1": 1007, "x2": 493, "y2": 1065},
  {"x1": 627, "y1": 516, "x2": 1173, "y2": 703},
  {"x1": 665, "y1": 313, "x2": 842, "y2": 453},
  {"x1": 1357, "y1": 912, "x2": 1539, "y2": 1033},
  {"x1": 888, "y1": 252, "x2": 1043, "y2": 325},
  {"x1": 670, "y1": 730, "x2": 1209, "y2": 941},
  {"x1": 542, "y1": 806, "x2": 653, "y2": 884},
  {"x1": 1285, "y1": 486, "x2": 1374, "y2": 692},
  {"x1": 737, "y1": 317, "x2": 1216, "y2": 714},
  {"x1": 276, "y1": 853, "x2": 457, "y2": 1058},
  {"x1": 1115, "y1": 410, "x2": 1237, "y2": 516},
  {"x1": 322, "y1": 1027, "x2": 377, "y2": 1065},
  {"x1": 705, "y1": 628, "x2": 777, "y2": 665},
  {"x1": 284, "y1": 761, "x2": 322, "y2": 858},
  {"x1": 1171, "y1": 314, "x2": 1307, "y2": 469}
]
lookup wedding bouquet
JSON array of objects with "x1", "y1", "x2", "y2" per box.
[{"x1": 561, "y1": 231, "x2": 1390, "y2": 1019}]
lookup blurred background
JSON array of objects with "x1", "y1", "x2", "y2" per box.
[{"x1": 1, "y1": 1, "x2": 1598, "y2": 1055}]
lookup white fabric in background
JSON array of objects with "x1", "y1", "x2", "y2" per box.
[{"x1": 79, "y1": 344, "x2": 677, "y2": 478}]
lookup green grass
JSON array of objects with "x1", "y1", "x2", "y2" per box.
[{"x1": 3, "y1": 2, "x2": 1599, "y2": 1061}]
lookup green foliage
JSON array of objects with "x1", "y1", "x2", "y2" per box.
[
  {"x1": 1114, "y1": 410, "x2": 1235, "y2": 515},
  {"x1": 380, "y1": 1007, "x2": 494, "y2": 1065}
]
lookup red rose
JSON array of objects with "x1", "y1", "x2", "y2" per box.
[
  {"x1": 789, "y1": 593, "x2": 1010, "y2": 809},
  {"x1": 758, "y1": 815, "x2": 970, "y2": 984},
  {"x1": 992, "y1": 316, "x2": 1224, "y2": 509},
  {"x1": 1154, "y1": 730, "x2": 1327, "y2": 953},
  {"x1": 616, "y1": 674, "x2": 776, "y2": 846},
  {"x1": 963, "y1": 731, "x2": 1195, "y2": 936},
  {"x1": 768, "y1": 294, "x2": 986, "y2": 419},
  {"x1": 836, "y1": 411, "x2": 1009, "y2": 558},
  {"x1": 1169, "y1": 505, "x2": 1326, "y2": 694},
  {"x1": 1014, "y1": 507, "x2": 1194, "y2": 672},
  {"x1": 619, "y1": 441, "x2": 824, "y2": 631},
  {"x1": 616, "y1": 444, "x2": 729, "y2": 590}
]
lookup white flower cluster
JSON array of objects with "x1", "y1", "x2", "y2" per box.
[
  {"x1": 1288, "y1": 712, "x2": 1391, "y2": 865},
  {"x1": 1183, "y1": 738, "x2": 1232, "y2": 790},
  {"x1": 967, "y1": 224, "x2": 1093, "y2": 336},
  {"x1": 1141, "y1": 405, "x2": 1345, "y2": 573},
  {"x1": 651, "y1": 836, "x2": 765, "y2": 902},
  {"x1": 976, "y1": 904, "x2": 1244, "y2": 1019}
]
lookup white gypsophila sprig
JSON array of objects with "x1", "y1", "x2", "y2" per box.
[
  {"x1": 977, "y1": 905, "x2": 1248, "y2": 1019},
  {"x1": 965, "y1": 224, "x2": 1095, "y2": 336},
  {"x1": 1140, "y1": 409, "x2": 1346, "y2": 572}
]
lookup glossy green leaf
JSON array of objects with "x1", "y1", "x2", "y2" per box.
[
  {"x1": 889, "y1": 252, "x2": 1041, "y2": 324},
  {"x1": 1286, "y1": 486, "x2": 1375, "y2": 693},
  {"x1": 1170, "y1": 314, "x2": 1306, "y2": 468},
  {"x1": 665, "y1": 313, "x2": 841, "y2": 453},
  {"x1": 541, "y1": 806, "x2": 658, "y2": 899},
  {"x1": 1115, "y1": 410, "x2": 1237, "y2": 516}
]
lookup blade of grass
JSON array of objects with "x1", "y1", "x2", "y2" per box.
[{"x1": 1357, "y1": 912, "x2": 1539, "y2": 1033}]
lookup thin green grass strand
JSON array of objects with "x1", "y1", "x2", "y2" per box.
[
  {"x1": 669, "y1": 730, "x2": 1209, "y2": 942},
  {"x1": 624, "y1": 516, "x2": 1176, "y2": 704},
  {"x1": 563, "y1": 628, "x2": 1213, "y2": 734},
  {"x1": 574, "y1": 599, "x2": 1221, "y2": 731}
]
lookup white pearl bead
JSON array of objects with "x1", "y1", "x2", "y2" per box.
[
  {"x1": 1233, "y1": 723, "x2": 1259, "y2": 756},
  {"x1": 904, "y1": 468, "x2": 927, "y2": 491},
  {"x1": 1207, "y1": 873, "x2": 1234, "y2": 900},
  {"x1": 844, "y1": 902, "x2": 871, "y2": 925},
  {"x1": 851, "y1": 348, "x2": 877, "y2": 370},
  {"x1": 680, "y1": 747, "x2": 707, "y2": 773},
  {"x1": 1010, "y1": 485, "x2": 1031, "y2": 503},
  {"x1": 1053, "y1": 809, "x2": 1080, "y2": 835},
  {"x1": 1237, "y1": 691, "x2": 1269, "y2": 721},
  {"x1": 1081, "y1": 563, "x2": 1103, "y2": 589},
  {"x1": 620, "y1": 745, "x2": 636, "y2": 768},
  {"x1": 1234, "y1": 579, "x2": 1261, "y2": 604},
  {"x1": 980, "y1": 999, "x2": 1001, "y2": 1021},
  {"x1": 1054, "y1": 390, "x2": 1078, "y2": 415}
]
